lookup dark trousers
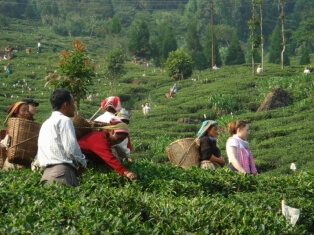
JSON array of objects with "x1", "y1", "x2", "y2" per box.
[{"x1": 41, "y1": 164, "x2": 78, "y2": 187}]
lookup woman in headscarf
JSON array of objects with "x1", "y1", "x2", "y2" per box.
[
  {"x1": 197, "y1": 120, "x2": 225, "y2": 169},
  {"x1": 94, "y1": 96, "x2": 122, "y2": 123},
  {"x1": 78, "y1": 118, "x2": 136, "y2": 180},
  {"x1": 226, "y1": 120, "x2": 258, "y2": 175},
  {"x1": 1, "y1": 101, "x2": 29, "y2": 170}
]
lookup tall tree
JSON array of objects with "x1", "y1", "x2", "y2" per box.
[
  {"x1": 25, "y1": 1, "x2": 39, "y2": 20},
  {"x1": 268, "y1": 25, "x2": 290, "y2": 65},
  {"x1": 203, "y1": 25, "x2": 222, "y2": 68},
  {"x1": 161, "y1": 26, "x2": 177, "y2": 61},
  {"x1": 225, "y1": 32, "x2": 245, "y2": 65},
  {"x1": 128, "y1": 20, "x2": 150, "y2": 58},
  {"x1": 299, "y1": 43, "x2": 310, "y2": 65},
  {"x1": 258, "y1": 0, "x2": 264, "y2": 70},
  {"x1": 186, "y1": 19, "x2": 202, "y2": 58},
  {"x1": 105, "y1": 48, "x2": 126, "y2": 95},
  {"x1": 279, "y1": 0, "x2": 286, "y2": 69},
  {"x1": 109, "y1": 15, "x2": 122, "y2": 34},
  {"x1": 51, "y1": 2, "x2": 59, "y2": 17},
  {"x1": 248, "y1": 0, "x2": 260, "y2": 74}
]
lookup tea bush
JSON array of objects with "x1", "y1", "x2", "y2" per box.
[{"x1": 0, "y1": 165, "x2": 313, "y2": 233}]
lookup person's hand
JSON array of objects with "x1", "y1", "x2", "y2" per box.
[
  {"x1": 219, "y1": 157, "x2": 225, "y2": 167},
  {"x1": 126, "y1": 157, "x2": 133, "y2": 162},
  {"x1": 123, "y1": 171, "x2": 137, "y2": 180},
  {"x1": 76, "y1": 167, "x2": 86, "y2": 177}
]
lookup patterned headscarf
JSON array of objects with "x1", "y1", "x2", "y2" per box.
[
  {"x1": 3, "y1": 101, "x2": 27, "y2": 125},
  {"x1": 100, "y1": 96, "x2": 121, "y2": 112},
  {"x1": 196, "y1": 120, "x2": 218, "y2": 137}
]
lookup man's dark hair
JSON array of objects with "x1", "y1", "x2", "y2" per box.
[{"x1": 50, "y1": 88, "x2": 72, "y2": 111}]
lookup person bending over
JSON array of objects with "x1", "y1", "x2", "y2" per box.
[{"x1": 78, "y1": 118, "x2": 136, "y2": 180}]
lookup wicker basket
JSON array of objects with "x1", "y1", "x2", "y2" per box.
[
  {"x1": 165, "y1": 138, "x2": 200, "y2": 169},
  {"x1": 71, "y1": 114, "x2": 111, "y2": 139},
  {"x1": 71, "y1": 114, "x2": 99, "y2": 139},
  {"x1": 7, "y1": 118, "x2": 41, "y2": 165}
]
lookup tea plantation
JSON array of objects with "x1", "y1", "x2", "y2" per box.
[{"x1": 0, "y1": 21, "x2": 313, "y2": 234}]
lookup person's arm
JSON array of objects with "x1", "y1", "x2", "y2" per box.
[
  {"x1": 226, "y1": 146, "x2": 246, "y2": 174},
  {"x1": 61, "y1": 119, "x2": 87, "y2": 168},
  {"x1": 209, "y1": 155, "x2": 225, "y2": 166},
  {"x1": 200, "y1": 137, "x2": 224, "y2": 166}
]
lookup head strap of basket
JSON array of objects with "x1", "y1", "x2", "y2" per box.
[
  {"x1": 100, "y1": 96, "x2": 121, "y2": 112},
  {"x1": 101, "y1": 118, "x2": 128, "y2": 134},
  {"x1": 3, "y1": 101, "x2": 27, "y2": 125}
]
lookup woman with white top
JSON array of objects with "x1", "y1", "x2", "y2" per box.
[{"x1": 226, "y1": 120, "x2": 258, "y2": 175}]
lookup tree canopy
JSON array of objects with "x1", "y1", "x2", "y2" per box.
[
  {"x1": 165, "y1": 49, "x2": 193, "y2": 80},
  {"x1": 44, "y1": 40, "x2": 96, "y2": 112}
]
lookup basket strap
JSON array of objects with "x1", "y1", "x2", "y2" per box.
[
  {"x1": 8, "y1": 135, "x2": 38, "y2": 149},
  {"x1": 177, "y1": 120, "x2": 213, "y2": 167}
]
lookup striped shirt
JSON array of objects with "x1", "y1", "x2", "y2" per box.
[{"x1": 37, "y1": 111, "x2": 86, "y2": 168}]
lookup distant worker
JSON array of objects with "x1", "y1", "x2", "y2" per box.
[
  {"x1": 257, "y1": 65, "x2": 263, "y2": 74},
  {"x1": 212, "y1": 64, "x2": 219, "y2": 70},
  {"x1": 5, "y1": 63, "x2": 11, "y2": 74},
  {"x1": 142, "y1": 103, "x2": 151, "y2": 115},
  {"x1": 304, "y1": 67, "x2": 310, "y2": 75},
  {"x1": 37, "y1": 41, "x2": 41, "y2": 53},
  {"x1": 170, "y1": 83, "x2": 178, "y2": 98}
]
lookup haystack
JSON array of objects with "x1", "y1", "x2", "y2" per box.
[{"x1": 257, "y1": 86, "x2": 292, "y2": 112}]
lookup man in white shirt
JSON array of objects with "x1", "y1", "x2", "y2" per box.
[{"x1": 37, "y1": 88, "x2": 86, "y2": 186}]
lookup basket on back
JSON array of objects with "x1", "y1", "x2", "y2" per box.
[
  {"x1": 165, "y1": 138, "x2": 200, "y2": 169},
  {"x1": 71, "y1": 114, "x2": 109, "y2": 139},
  {"x1": 71, "y1": 114, "x2": 93, "y2": 139},
  {"x1": 7, "y1": 118, "x2": 41, "y2": 165}
]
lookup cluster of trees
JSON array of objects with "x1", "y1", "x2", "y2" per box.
[{"x1": 0, "y1": 0, "x2": 313, "y2": 75}]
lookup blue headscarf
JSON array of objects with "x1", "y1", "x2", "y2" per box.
[{"x1": 196, "y1": 120, "x2": 218, "y2": 137}]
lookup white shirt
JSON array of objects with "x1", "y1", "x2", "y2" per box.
[
  {"x1": 226, "y1": 134, "x2": 250, "y2": 161},
  {"x1": 95, "y1": 111, "x2": 115, "y2": 123},
  {"x1": 37, "y1": 111, "x2": 86, "y2": 168},
  {"x1": 143, "y1": 106, "x2": 150, "y2": 115},
  {"x1": 304, "y1": 69, "x2": 310, "y2": 74}
]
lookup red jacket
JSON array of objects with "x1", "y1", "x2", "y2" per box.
[{"x1": 78, "y1": 131, "x2": 127, "y2": 174}]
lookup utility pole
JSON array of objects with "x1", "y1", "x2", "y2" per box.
[{"x1": 210, "y1": 0, "x2": 215, "y2": 68}]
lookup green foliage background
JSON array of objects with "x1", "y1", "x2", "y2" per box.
[{"x1": 0, "y1": 3, "x2": 313, "y2": 233}]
